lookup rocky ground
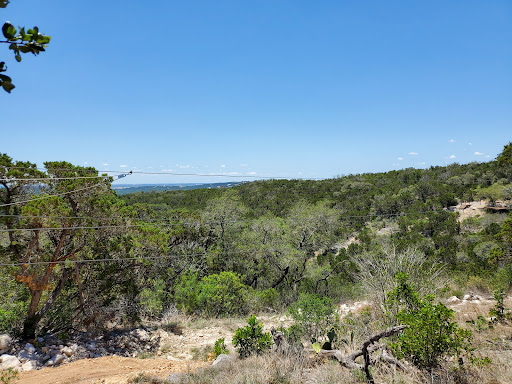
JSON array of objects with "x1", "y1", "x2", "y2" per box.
[{"x1": 0, "y1": 296, "x2": 506, "y2": 383}]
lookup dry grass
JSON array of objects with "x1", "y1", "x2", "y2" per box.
[{"x1": 131, "y1": 297, "x2": 512, "y2": 384}]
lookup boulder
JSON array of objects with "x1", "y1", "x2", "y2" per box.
[
  {"x1": 211, "y1": 354, "x2": 234, "y2": 369},
  {"x1": 0, "y1": 354, "x2": 21, "y2": 370},
  {"x1": 24, "y1": 343, "x2": 36, "y2": 354},
  {"x1": 0, "y1": 334, "x2": 12, "y2": 354},
  {"x1": 21, "y1": 360, "x2": 37, "y2": 371}
]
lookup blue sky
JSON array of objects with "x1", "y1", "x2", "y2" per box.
[{"x1": 1, "y1": 1, "x2": 511, "y2": 184}]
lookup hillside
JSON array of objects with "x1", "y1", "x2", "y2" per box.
[{"x1": 2, "y1": 147, "x2": 512, "y2": 384}]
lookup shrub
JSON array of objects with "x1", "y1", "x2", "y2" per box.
[
  {"x1": 387, "y1": 273, "x2": 473, "y2": 369},
  {"x1": 175, "y1": 272, "x2": 250, "y2": 317},
  {"x1": 489, "y1": 287, "x2": 511, "y2": 322},
  {"x1": 213, "y1": 337, "x2": 229, "y2": 357},
  {"x1": 287, "y1": 293, "x2": 338, "y2": 344},
  {"x1": 232, "y1": 315, "x2": 272, "y2": 358},
  {"x1": 138, "y1": 278, "x2": 166, "y2": 318}
]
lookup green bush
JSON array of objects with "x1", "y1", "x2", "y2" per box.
[
  {"x1": 213, "y1": 337, "x2": 229, "y2": 357},
  {"x1": 387, "y1": 273, "x2": 473, "y2": 369},
  {"x1": 0, "y1": 271, "x2": 28, "y2": 334},
  {"x1": 489, "y1": 287, "x2": 511, "y2": 322},
  {"x1": 138, "y1": 278, "x2": 166, "y2": 318},
  {"x1": 232, "y1": 315, "x2": 272, "y2": 358},
  {"x1": 287, "y1": 293, "x2": 338, "y2": 344},
  {"x1": 175, "y1": 272, "x2": 250, "y2": 317}
]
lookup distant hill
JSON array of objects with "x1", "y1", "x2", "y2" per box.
[{"x1": 113, "y1": 181, "x2": 249, "y2": 195}]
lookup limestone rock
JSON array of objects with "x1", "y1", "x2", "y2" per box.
[
  {"x1": 21, "y1": 360, "x2": 37, "y2": 371},
  {"x1": 446, "y1": 296, "x2": 461, "y2": 304},
  {"x1": 0, "y1": 354, "x2": 21, "y2": 370},
  {"x1": 211, "y1": 354, "x2": 234, "y2": 369},
  {"x1": 0, "y1": 334, "x2": 12, "y2": 353},
  {"x1": 61, "y1": 346, "x2": 74, "y2": 357},
  {"x1": 46, "y1": 353, "x2": 66, "y2": 366}
]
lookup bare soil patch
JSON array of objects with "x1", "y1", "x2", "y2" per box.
[{"x1": 17, "y1": 356, "x2": 206, "y2": 384}]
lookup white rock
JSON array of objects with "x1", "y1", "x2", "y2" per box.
[
  {"x1": 61, "y1": 346, "x2": 74, "y2": 357},
  {"x1": 211, "y1": 354, "x2": 234, "y2": 369},
  {"x1": 0, "y1": 354, "x2": 21, "y2": 369},
  {"x1": 446, "y1": 296, "x2": 461, "y2": 304},
  {"x1": 0, "y1": 335, "x2": 12, "y2": 353},
  {"x1": 21, "y1": 360, "x2": 37, "y2": 371},
  {"x1": 46, "y1": 353, "x2": 66, "y2": 366},
  {"x1": 131, "y1": 329, "x2": 150, "y2": 341},
  {"x1": 25, "y1": 343, "x2": 36, "y2": 353}
]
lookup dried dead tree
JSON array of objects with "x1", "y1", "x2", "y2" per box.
[{"x1": 272, "y1": 325, "x2": 407, "y2": 384}]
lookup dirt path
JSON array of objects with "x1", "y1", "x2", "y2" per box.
[{"x1": 17, "y1": 356, "x2": 206, "y2": 384}]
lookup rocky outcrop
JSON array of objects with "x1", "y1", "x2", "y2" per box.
[{"x1": 0, "y1": 327, "x2": 160, "y2": 372}]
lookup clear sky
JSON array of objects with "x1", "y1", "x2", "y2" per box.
[{"x1": 1, "y1": 1, "x2": 511, "y2": 184}]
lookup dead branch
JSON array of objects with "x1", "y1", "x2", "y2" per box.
[{"x1": 275, "y1": 325, "x2": 407, "y2": 384}]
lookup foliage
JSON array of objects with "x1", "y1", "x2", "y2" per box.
[
  {"x1": 288, "y1": 293, "x2": 338, "y2": 346},
  {"x1": 138, "y1": 278, "x2": 166, "y2": 318},
  {"x1": 213, "y1": 337, "x2": 229, "y2": 357},
  {"x1": 489, "y1": 288, "x2": 511, "y2": 322},
  {"x1": 497, "y1": 142, "x2": 512, "y2": 167},
  {"x1": 232, "y1": 315, "x2": 272, "y2": 358},
  {"x1": 174, "y1": 272, "x2": 250, "y2": 317},
  {"x1": 1, "y1": 2, "x2": 51, "y2": 92},
  {"x1": 387, "y1": 273, "x2": 473, "y2": 369}
]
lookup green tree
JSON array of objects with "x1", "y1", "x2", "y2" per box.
[
  {"x1": 497, "y1": 142, "x2": 512, "y2": 167},
  {"x1": 387, "y1": 273, "x2": 473, "y2": 369},
  {"x1": 0, "y1": 155, "x2": 127, "y2": 338},
  {"x1": 1, "y1": 1, "x2": 51, "y2": 92}
]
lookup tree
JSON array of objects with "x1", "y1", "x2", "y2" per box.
[
  {"x1": 386, "y1": 273, "x2": 473, "y2": 370},
  {"x1": 0, "y1": 155, "x2": 124, "y2": 338},
  {"x1": 497, "y1": 142, "x2": 512, "y2": 167},
  {"x1": 1, "y1": 1, "x2": 51, "y2": 93}
]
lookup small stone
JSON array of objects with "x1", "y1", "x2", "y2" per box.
[
  {"x1": 41, "y1": 347, "x2": 49, "y2": 353},
  {"x1": 46, "y1": 353, "x2": 66, "y2": 366},
  {"x1": 61, "y1": 346, "x2": 74, "y2": 357},
  {"x1": 25, "y1": 343, "x2": 36, "y2": 353}
]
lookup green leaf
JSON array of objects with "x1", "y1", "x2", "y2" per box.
[
  {"x1": 36, "y1": 35, "x2": 51, "y2": 45},
  {"x1": 1, "y1": 79, "x2": 15, "y2": 93},
  {"x1": 2, "y1": 22, "x2": 16, "y2": 39},
  {"x1": 312, "y1": 342, "x2": 321, "y2": 353}
]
